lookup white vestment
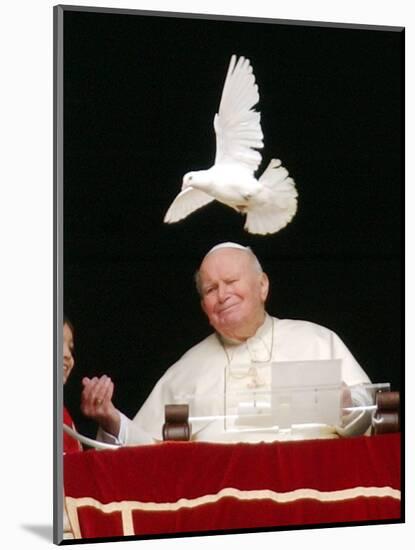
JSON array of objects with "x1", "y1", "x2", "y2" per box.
[{"x1": 101, "y1": 315, "x2": 372, "y2": 445}]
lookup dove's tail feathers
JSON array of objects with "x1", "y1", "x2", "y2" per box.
[
  {"x1": 259, "y1": 158, "x2": 298, "y2": 197},
  {"x1": 164, "y1": 188, "x2": 215, "y2": 224},
  {"x1": 244, "y1": 158, "x2": 298, "y2": 234},
  {"x1": 244, "y1": 201, "x2": 297, "y2": 235}
]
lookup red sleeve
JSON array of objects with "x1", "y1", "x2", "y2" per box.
[{"x1": 63, "y1": 407, "x2": 82, "y2": 454}]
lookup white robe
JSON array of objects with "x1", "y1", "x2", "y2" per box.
[{"x1": 102, "y1": 315, "x2": 372, "y2": 445}]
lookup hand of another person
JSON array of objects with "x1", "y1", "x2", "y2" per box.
[{"x1": 81, "y1": 375, "x2": 121, "y2": 437}]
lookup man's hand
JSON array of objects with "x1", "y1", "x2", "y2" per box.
[{"x1": 81, "y1": 375, "x2": 121, "y2": 437}]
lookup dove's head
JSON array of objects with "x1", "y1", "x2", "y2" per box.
[
  {"x1": 182, "y1": 170, "x2": 211, "y2": 190},
  {"x1": 182, "y1": 172, "x2": 195, "y2": 188}
]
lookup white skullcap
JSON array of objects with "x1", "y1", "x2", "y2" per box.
[{"x1": 203, "y1": 242, "x2": 249, "y2": 260}]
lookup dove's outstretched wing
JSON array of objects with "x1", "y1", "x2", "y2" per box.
[
  {"x1": 214, "y1": 55, "x2": 264, "y2": 172},
  {"x1": 164, "y1": 187, "x2": 215, "y2": 223}
]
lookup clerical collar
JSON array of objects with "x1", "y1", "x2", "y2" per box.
[
  {"x1": 219, "y1": 313, "x2": 272, "y2": 345},
  {"x1": 217, "y1": 312, "x2": 272, "y2": 346},
  {"x1": 218, "y1": 313, "x2": 276, "y2": 364}
]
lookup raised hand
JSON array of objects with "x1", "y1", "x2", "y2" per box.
[{"x1": 81, "y1": 375, "x2": 121, "y2": 437}]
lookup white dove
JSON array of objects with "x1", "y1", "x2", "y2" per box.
[{"x1": 164, "y1": 55, "x2": 298, "y2": 235}]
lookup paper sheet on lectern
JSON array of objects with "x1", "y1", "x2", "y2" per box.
[{"x1": 224, "y1": 359, "x2": 342, "y2": 431}]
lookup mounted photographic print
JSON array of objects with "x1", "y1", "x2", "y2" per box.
[{"x1": 54, "y1": 4, "x2": 404, "y2": 544}]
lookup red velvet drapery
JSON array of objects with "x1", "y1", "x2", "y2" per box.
[{"x1": 64, "y1": 433, "x2": 401, "y2": 539}]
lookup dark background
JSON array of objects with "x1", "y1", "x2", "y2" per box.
[{"x1": 62, "y1": 9, "x2": 403, "y2": 437}]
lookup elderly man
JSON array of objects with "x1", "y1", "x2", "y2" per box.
[{"x1": 81, "y1": 242, "x2": 372, "y2": 445}]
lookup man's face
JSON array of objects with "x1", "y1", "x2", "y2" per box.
[{"x1": 198, "y1": 249, "x2": 269, "y2": 340}]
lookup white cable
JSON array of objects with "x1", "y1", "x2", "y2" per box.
[{"x1": 63, "y1": 424, "x2": 121, "y2": 451}]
